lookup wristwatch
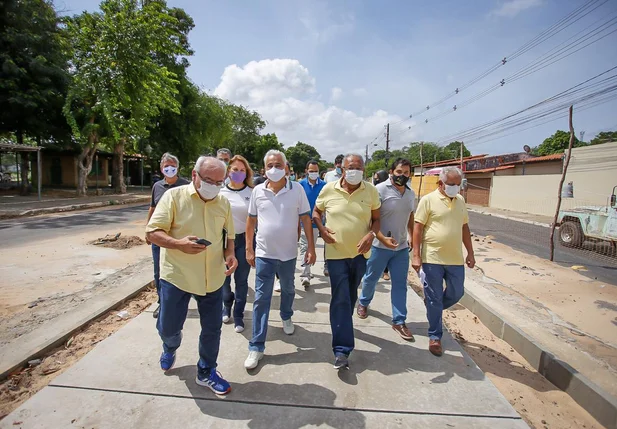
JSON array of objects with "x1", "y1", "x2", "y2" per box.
[{"x1": 369, "y1": 230, "x2": 376, "y2": 238}]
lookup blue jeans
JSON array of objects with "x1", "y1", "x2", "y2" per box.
[
  {"x1": 328, "y1": 255, "x2": 367, "y2": 357},
  {"x1": 359, "y1": 246, "x2": 410, "y2": 325},
  {"x1": 152, "y1": 244, "x2": 161, "y2": 301},
  {"x1": 222, "y1": 233, "x2": 251, "y2": 323},
  {"x1": 249, "y1": 257, "x2": 297, "y2": 352},
  {"x1": 157, "y1": 279, "x2": 223, "y2": 374},
  {"x1": 422, "y1": 263, "x2": 465, "y2": 340}
]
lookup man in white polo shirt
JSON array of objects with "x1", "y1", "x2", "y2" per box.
[{"x1": 244, "y1": 150, "x2": 316, "y2": 370}]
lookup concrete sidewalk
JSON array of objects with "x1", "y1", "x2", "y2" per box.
[
  {"x1": 1, "y1": 256, "x2": 527, "y2": 429},
  {"x1": 467, "y1": 204, "x2": 553, "y2": 227}
]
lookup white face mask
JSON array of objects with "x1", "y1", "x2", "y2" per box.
[
  {"x1": 162, "y1": 166, "x2": 177, "y2": 178},
  {"x1": 444, "y1": 184, "x2": 460, "y2": 198},
  {"x1": 266, "y1": 167, "x2": 286, "y2": 182},
  {"x1": 308, "y1": 172, "x2": 319, "y2": 181},
  {"x1": 345, "y1": 169, "x2": 363, "y2": 185},
  {"x1": 198, "y1": 180, "x2": 220, "y2": 200}
]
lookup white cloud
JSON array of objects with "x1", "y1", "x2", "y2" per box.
[
  {"x1": 330, "y1": 87, "x2": 343, "y2": 103},
  {"x1": 490, "y1": 0, "x2": 543, "y2": 18},
  {"x1": 352, "y1": 88, "x2": 368, "y2": 97},
  {"x1": 214, "y1": 59, "x2": 412, "y2": 160},
  {"x1": 299, "y1": 4, "x2": 355, "y2": 44}
]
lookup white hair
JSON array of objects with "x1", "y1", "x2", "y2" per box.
[
  {"x1": 217, "y1": 148, "x2": 231, "y2": 157},
  {"x1": 194, "y1": 156, "x2": 226, "y2": 173},
  {"x1": 439, "y1": 166, "x2": 463, "y2": 182},
  {"x1": 160, "y1": 152, "x2": 179, "y2": 168},
  {"x1": 263, "y1": 149, "x2": 287, "y2": 166},
  {"x1": 343, "y1": 153, "x2": 365, "y2": 168}
]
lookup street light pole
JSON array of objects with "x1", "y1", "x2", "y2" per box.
[{"x1": 385, "y1": 123, "x2": 390, "y2": 168}]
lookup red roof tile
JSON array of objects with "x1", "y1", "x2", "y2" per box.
[
  {"x1": 504, "y1": 153, "x2": 563, "y2": 165},
  {"x1": 412, "y1": 154, "x2": 488, "y2": 168},
  {"x1": 466, "y1": 165, "x2": 515, "y2": 174}
]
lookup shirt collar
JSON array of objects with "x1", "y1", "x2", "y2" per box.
[
  {"x1": 385, "y1": 179, "x2": 412, "y2": 191},
  {"x1": 334, "y1": 178, "x2": 366, "y2": 192},
  {"x1": 188, "y1": 182, "x2": 198, "y2": 196},
  {"x1": 264, "y1": 178, "x2": 292, "y2": 193}
]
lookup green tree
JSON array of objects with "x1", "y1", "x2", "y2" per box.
[
  {"x1": 443, "y1": 141, "x2": 471, "y2": 158},
  {"x1": 0, "y1": 0, "x2": 70, "y2": 194},
  {"x1": 250, "y1": 133, "x2": 284, "y2": 169},
  {"x1": 590, "y1": 131, "x2": 617, "y2": 146},
  {"x1": 223, "y1": 104, "x2": 267, "y2": 165},
  {"x1": 285, "y1": 142, "x2": 321, "y2": 174},
  {"x1": 532, "y1": 130, "x2": 586, "y2": 156}
]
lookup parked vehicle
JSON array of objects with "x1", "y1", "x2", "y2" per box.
[{"x1": 557, "y1": 186, "x2": 617, "y2": 251}]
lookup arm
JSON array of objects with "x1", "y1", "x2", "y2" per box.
[
  {"x1": 462, "y1": 223, "x2": 475, "y2": 268},
  {"x1": 300, "y1": 214, "x2": 316, "y2": 264},
  {"x1": 313, "y1": 206, "x2": 336, "y2": 244},
  {"x1": 145, "y1": 206, "x2": 156, "y2": 244},
  {"x1": 245, "y1": 216, "x2": 257, "y2": 267},
  {"x1": 411, "y1": 222, "x2": 424, "y2": 272},
  {"x1": 407, "y1": 212, "x2": 415, "y2": 249},
  {"x1": 357, "y1": 209, "x2": 381, "y2": 254}
]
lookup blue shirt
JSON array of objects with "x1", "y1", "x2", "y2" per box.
[{"x1": 299, "y1": 177, "x2": 326, "y2": 227}]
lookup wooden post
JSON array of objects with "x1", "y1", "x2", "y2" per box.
[
  {"x1": 418, "y1": 142, "x2": 424, "y2": 201},
  {"x1": 550, "y1": 105, "x2": 575, "y2": 262},
  {"x1": 37, "y1": 149, "x2": 42, "y2": 201}
]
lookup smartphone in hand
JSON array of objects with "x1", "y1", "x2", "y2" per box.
[{"x1": 193, "y1": 238, "x2": 212, "y2": 247}]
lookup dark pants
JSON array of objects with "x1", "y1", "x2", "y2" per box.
[
  {"x1": 152, "y1": 244, "x2": 161, "y2": 301},
  {"x1": 156, "y1": 279, "x2": 223, "y2": 374},
  {"x1": 422, "y1": 264, "x2": 465, "y2": 340},
  {"x1": 222, "y1": 233, "x2": 251, "y2": 322},
  {"x1": 327, "y1": 255, "x2": 367, "y2": 357}
]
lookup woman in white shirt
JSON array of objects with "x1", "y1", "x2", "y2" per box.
[{"x1": 220, "y1": 155, "x2": 254, "y2": 333}]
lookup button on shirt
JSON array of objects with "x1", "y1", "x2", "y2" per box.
[
  {"x1": 414, "y1": 189, "x2": 469, "y2": 266},
  {"x1": 298, "y1": 177, "x2": 326, "y2": 227},
  {"x1": 150, "y1": 177, "x2": 190, "y2": 207},
  {"x1": 249, "y1": 179, "x2": 311, "y2": 261},
  {"x1": 374, "y1": 180, "x2": 416, "y2": 251},
  {"x1": 220, "y1": 185, "x2": 253, "y2": 236},
  {"x1": 315, "y1": 180, "x2": 381, "y2": 260},
  {"x1": 146, "y1": 183, "x2": 235, "y2": 295}
]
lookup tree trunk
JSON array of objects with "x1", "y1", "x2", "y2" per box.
[
  {"x1": 76, "y1": 144, "x2": 97, "y2": 197},
  {"x1": 112, "y1": 141, "x2": 126, "y2": 194},
  {"x1": 20, "y1": 152, "x2": 29, "y2": 195}
]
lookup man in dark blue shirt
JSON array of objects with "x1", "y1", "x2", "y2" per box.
[{"x1": 298, "y1": 160, "x2": 326, "y2": 289}]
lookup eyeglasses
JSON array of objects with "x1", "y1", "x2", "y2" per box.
[{"x1": 197, "y1": 172, "x2": 224, "y2": 187}]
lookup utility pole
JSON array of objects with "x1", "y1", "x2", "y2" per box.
[
  {"x1": 460, "y1": 141, "x2": 464, "y2": 171},
  {"x1": 418, "y1": 142, "x2": 424, "y2": 200},
  {"x1": 365, "y1": 144, "x2": 369, "y2": 165},
  {"x1": 385, "y1": 123, "x2": 390, "y2": 168},
  {"x1": 579, "y1": 130, "x2": 585, "y2": 143}
]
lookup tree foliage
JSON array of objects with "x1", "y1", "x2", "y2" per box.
[
  {"x1": 590, "y1": 131, "x2": 617, "y2": 146},
  {"x1": 532, "y1": 130, "x2": 585, "y2": 156},
  {"x1": 285, "y1": 142, "x2": 321, "y2": 174}
]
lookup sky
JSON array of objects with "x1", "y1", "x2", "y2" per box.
[{"x1": 54, "y1": 0, "x2": 617, "y2": 160}]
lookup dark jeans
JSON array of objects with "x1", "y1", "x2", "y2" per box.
[
  {"x1": 327, "y1": 255, "x2": 367, "y2": 357},
  {"x1": 156, "y1": 279, "x2": 223, "y2": 374},
  {"x1": 152, "y1": 244, "x2": 161, "y2": 301},
  {"x1": 422, "y1": 263, "x2": 465, "y2": 340},
  {"x1": 222, "y1": 233, "x2": 251, "y2": 322}
]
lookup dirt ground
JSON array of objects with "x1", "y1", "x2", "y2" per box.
[
  {"x1": 408, "y1": 279, "x2": 602, "y2": 429},
  {"x1": 0, "y1": 287, "x2": 157, "y2": 421},
  {"x1": 90, "y1": 234, "x2": 146, "y2": 249}
]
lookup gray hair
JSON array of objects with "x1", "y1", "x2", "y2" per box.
[
  {"x1": 160, "y1": 152, "x2": 179, "y2": 168},
  {"x1": 194, "y1": 156, "x2": 226, "y2": 173},
  {"x1": 263, "y1": 149, "x2": 287, "y2": 166},
  {"x1": 216, "y1": 148, "x2": 232, "y2": 158},
  {"x1": 439, "y1": 166, "x2": 463, "y2": 182},
  {"x1": 343, "y1": 153, "x2": 365, "y2": 169}
]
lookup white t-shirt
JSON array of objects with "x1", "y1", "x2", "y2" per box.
[
  {"x1": 248, "y1": 179, "x2": 311, "y2": 261},
  {"x1": 220, "y1": 185, "x2": 253, "y2": 236}
]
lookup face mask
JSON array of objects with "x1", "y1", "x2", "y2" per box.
[
  {"x1": 290, "y1": 174, "x2": 296, "y2": 181},
  {"x1": 345, "y1": 169, "x2": 363, "y2": 185},
  {"x1": 444, "y1": 184, "x2": 460, "y2": 198},
  {"x1": 308, "y1": 172, "x2": 319, "y2": 181},
  {"x1": 229, "y1": 171, "x2": 246, "y2": 184},
  {"x1": 162, "y1": 166, "x2": 177, "y2": 178},
  {"x1": 198, "y1": 180, "x2": 220, "y2": 200},
  {"x1": 335, "y1": 167, "x2": 342, "y2": 175},
  {"x1": 266, "y1": 167, "x2": 286, "y2": 182},
  {"x1": 392, "y1": 174, "x2": 409, "y2": 187}
]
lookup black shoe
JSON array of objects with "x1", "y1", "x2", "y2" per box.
[
  {"x1": 153, "y1": 304, "x2": 160, "y2": 319},
  {"x1": 333, "y1": 354, "x2": 349, "y2": 370}
]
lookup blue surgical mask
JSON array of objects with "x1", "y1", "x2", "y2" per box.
[{"x1": 336, "y1": 167, "x2": 342, "y2": 175}]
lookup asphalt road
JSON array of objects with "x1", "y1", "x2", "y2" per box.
[
  {"x1": 0, "y1": 204, "x2": 149, "y2": 247},
  {"x1": 468, "y1": 212, "x2": 617, "y2": 285}
]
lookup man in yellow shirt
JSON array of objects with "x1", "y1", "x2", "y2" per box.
[
  {"x1": 146, "y1": 156, "x2": 237, "y2": 395},
  {"x1": 412, "y1": 166, "x2": 475, "y2": 357},
  {"x1": 314, "y1": 153, "x2": 388, "y2": 370}
]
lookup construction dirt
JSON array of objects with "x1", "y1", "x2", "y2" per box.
[
  {"x1": 91, "y1": 234, "x2": 146, "y2": 250},
  {"x1": 0, "y1": 287, "x2": 157, "y2": 421}
]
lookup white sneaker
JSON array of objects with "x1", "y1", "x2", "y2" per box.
[
  {"x1": 301, "y1": 278, "x2": 310, "y2": 290},
  {"x1": 274, "y1": 279, "x2": 281, "y2": 292},
  {"x1": 282, "y1": 318, "x2": 295, "y2": 335},
  {"x1": 244, "y1": 351, "x2": 264, "y2": 369},
  {"x1": 222, "y1": 314, "x2": 230, "y2": 323},
  {"x1": 235, "y1": 325, "x2": 245, "y2": 333}
]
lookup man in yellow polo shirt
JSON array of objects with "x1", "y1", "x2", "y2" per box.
[
  {"x1": 146, "y1": 156, "x2": 237, "y2": 395},
  {"x1": 314, "y1": 153, "x2": 390, "y2": 370},
  {"x1": 412, "y1": 166, "x2": 475, "y2": 357}
]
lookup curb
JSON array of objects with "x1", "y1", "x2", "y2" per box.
[
  {"x1": 0, "y1": 276, "x2": 153, "y2": 381},
  {"x1": 467, "y1": 208, "x2": 552, "y2": 228},
  {"x1": 460, "y1": 288, "x2": 617, "y2": 429},
  {"x1": 0, "y1": 196, "x2": 150, "y2": 220}
]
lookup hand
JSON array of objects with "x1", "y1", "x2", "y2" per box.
[
  {"x1": 177, "y1": 236, "x2": 207, "y2": 254},
  {"x1": 382, "y1": 237, "x2": 398, "y2": 249},
  {"x1": 412, "y1": 254, "x2": 422, "y2": 273},
  {"x1": 357, "y1": 233, "x2": 374, "y2": 255},
  {"x1": 305, "y1": 249, "x2": 317, "y2": 266},
  {"x1": 466, "y1": 253, "x2": 476, "y2": 269},
  {"x1": 225, "y1": 254, "x2": 238, "y2": 276},
  {"x1": 145, "y1": 235, "x2": 151, "y2": 245},
  {"x1": 321, "y1": 227, "x2": 337, "y2": 244},
  {"x1": 246, "y1": 248, "x2": 256, "y2": 268}
]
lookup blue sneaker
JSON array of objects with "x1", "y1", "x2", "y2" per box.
[
  {"x1": 160, "y1": 352, "x2": 176, "y2": 372},
  {"x1": 196, "y1": 368, "x2": 231, "y2": 395}
]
